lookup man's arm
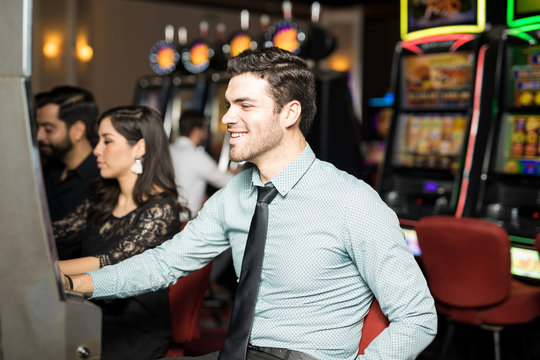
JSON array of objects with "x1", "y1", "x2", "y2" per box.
[{"x1": 347, "y1": 184, "x2": 437, "y2": 359}]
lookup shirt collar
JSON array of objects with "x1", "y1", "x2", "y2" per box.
[{"x1": 250, "y1": 143, "x2": 316, "y2": 196}]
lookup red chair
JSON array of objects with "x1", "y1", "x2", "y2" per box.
[
  {"x1": 416, "y1": 216, "x2": 540, "y2": 360},
  {"x1": 166, "y1": 262, "x2": 213, "y2": 357},
  {"x1": 358, "y1": 298, "x2": 389, "y2": 355}
]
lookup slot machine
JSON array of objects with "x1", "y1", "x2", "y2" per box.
[
  {"x1": 476, "y1": 0, "x2": 540, "y2": 281},
  {"x1": 378, "y1": 0, "x2": 497, "y2": 255},
  {"x1": 0, "y1": 1, "x2": 102, "y2": 358},
  {"x1": 264, "y1": 1, "x2": 362, "y2": 177},
  {"x1": 134, "y1": 25, "x2": 209, "y2": 141}
]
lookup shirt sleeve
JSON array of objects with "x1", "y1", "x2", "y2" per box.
[
  {"x1": 89, "y1": 188, "x2": 231, "y2": 299},
  {"x1": 345, "y1": 183, "x2": 437, "y2": 359}
]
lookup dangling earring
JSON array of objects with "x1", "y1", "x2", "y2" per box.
[{"x1": 131, "y1": 156, "x2": 143, "y2": 175}]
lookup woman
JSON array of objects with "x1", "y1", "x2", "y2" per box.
[{"x1": 55, "y1": 105, "x2": 188, "y2": 360}]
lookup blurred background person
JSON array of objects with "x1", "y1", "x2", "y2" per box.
[
  {"x1": 169, "y1": 109, "x2": 237, "y2": 299},
  {"x1": 56, "y1": 106, "x2": 188, "y2": 360},
  {"x1": 169, "y1": 109, "x2": 234, "y2": 219},
  {"x1": 35, "y1": 86, "x2": 100, "y2": 259}
]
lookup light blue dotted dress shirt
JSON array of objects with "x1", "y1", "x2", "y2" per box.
[{"x1": 90, "y1": 144, "x2": 437, "y2": 360}]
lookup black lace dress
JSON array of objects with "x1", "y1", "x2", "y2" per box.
[{"x1": 54, "y1": 196, "x2": 180, "y2": 360}]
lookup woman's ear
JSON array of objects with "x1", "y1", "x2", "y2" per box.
[
  {"x1": 281, "y1": 100, "x2": 302, "y2": 129},
  {"x1": 135, "y1": 139, "x2": 146, "y2": 157}
]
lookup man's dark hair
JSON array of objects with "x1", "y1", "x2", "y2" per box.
[
  {"x1": 35, "y1": 86, "x2": 98, "y2": 142},
  {"x1": 227, "y1": 47, "x2": 317, "y2": 137},
  {"x1": 178, "y1": 110, "x2": 207, "y2": 137}
]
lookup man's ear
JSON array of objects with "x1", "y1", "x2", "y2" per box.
[
  {"x1": 134, "y1": 139, "x2": 146, "y2": 157},
  {"x1": 69, "y1": 120, "x2": 87, "y2": 142},
  {"x1": 281, "y1": 100, "x2": 302, "y2": 129}
]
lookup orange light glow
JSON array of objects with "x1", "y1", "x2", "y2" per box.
[
  {"x1": 77, "y1": 43, "x2": 94, "y2": 62},
  {"x1": 328, "y1": 54, "x2": 350, "y2": 72},
  {"x1": 43, "y1": 34, "x2": 61, "y2": 58}
]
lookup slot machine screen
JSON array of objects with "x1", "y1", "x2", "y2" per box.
[
  {"x1": 164, "y1": 79, "x2": 208, "y2": 141},
  {"x1": 401, "y1": 51, "x2": 475, "y2": 109},
  {"x1": 508, "y1": 0, "x2": 540, "y2": 26},
  {"x1": 494, "y1": 114, "x2": 540, "y2": 176},
  {"x1": 392, "y1": 113, "x2": 469, "y2": 173},
  {"x1": 406, "y1": 0, "x2": 479, "y2": 33},
  {"x1": 206, "y1": 81, "x2": 229, "y2": 162},
  {"x1": 505, "y1": 45, "x2": 540, "y2": 109},
  {"x1": 402, "y1": 227, "x2": 421, "y2": 256},
  {"x1": 511, "y1": 245, "x2": 540, "y2": 280},
  {"x1": 137, "y1": 86, "x2": 168, "y2": 115}
]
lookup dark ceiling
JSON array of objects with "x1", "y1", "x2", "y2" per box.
[{"x1": 137, "y1": 0, "x2": 399, "y2": 19}]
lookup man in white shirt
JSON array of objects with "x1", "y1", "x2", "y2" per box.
[{"x1": 169, "y1": 110, "x2": 233, "y2": 218}]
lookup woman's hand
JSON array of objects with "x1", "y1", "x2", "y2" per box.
[{"x1": 59, "y1": 271, "x2": 95, "y2": 298}]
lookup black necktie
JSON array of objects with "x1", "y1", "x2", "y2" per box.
[{"x1": 218, "y1": 186, "x2": 279, "y2": 360}]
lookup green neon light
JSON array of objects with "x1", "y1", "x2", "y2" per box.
[
  {"x1": 401, "y1": 0, "x2": 486, "y2": 40},
  {"x1": 507, "y1": 0, "x2": 540, "y2": 28},
  {"x1": 509, "y1": 234, "x2": 535, "y2": 246},
  {"x1": 506, "y1": 23, "x2": 540, "y2": 43}
]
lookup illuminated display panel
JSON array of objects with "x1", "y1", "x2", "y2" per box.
[
  {"x1": 511, "y1": 246, "x2": 540, "y2": 279},
  {"x1": 507, "y1": 0, "x2": 540, "y2": 28},
  {"x1": 505, "y1": 45, "x2": 540, "y2": 109},
  {"x1": 138, "y1": 86, "x2": 167, "y2": 115},
  {"x1": 402, "y1": 228, "x2": 421, "y2": 256},
  {"x1": 207, "y1": 82, "x2": 229, "y2": 161},
  {"x1": 494, "y1": 114, "x2": 540, "y2": 176},
  {"x1": 401, "y1": 51, "x2": 475, "y2": 109},
  {"x1": 400, "y1": 0, "x2": 486, "y2": 40},
  {"x1": 392, "y1": 113, "x2": 469, "y2": 173}
]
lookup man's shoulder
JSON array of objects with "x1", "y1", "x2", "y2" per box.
[
  {"x1": 311, "y1": 158, "x2": 365, "y2": 187},
  {"x1": 76, "y1": 153, "x2": 99, "y2": 178}
]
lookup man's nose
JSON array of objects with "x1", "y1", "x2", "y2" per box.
[
  {"x1": 36, "y1": 127, "x2": 46, "y2": 142},
  {"x1": 221, "y1": 107, "x2": 236, "y2": 125}
]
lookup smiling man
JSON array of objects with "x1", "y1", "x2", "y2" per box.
[{"x1": 66, "y1": 47, "x2": 437, "y2": 360}]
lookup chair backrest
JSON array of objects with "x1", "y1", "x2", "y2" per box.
[
  {"x1": 416, "y1": 216, "x2": 511, "y2": 308},
  {"x1": 535, "y1": 233, "x2": 540, "y2": 255},
  {"x1": 358, "y1": 298, "x2": 389, "y2": 355},
  {"x1": 169, "y1": 262, "x2": 213, "y2": 344}
]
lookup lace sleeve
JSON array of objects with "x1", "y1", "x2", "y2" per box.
[
  {"x1": 53, "y1": 199, "x2": 90, "y2": 246},
  {"x1": 98, "y1": 198, "x2": 179, "y2": 267}
]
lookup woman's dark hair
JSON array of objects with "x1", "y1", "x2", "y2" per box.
[
  {"x1": 89, "y1": 105, "x2": 188, "y2": 224},
  {"x1": 227, "y1": 47, "x2": 317, "y2": 137}
]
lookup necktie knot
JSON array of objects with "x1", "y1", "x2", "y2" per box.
[{"x1": 257, "y1": 186, "x2": 279, "y2": 205}]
